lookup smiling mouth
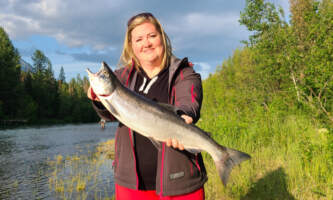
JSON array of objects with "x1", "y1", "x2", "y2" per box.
[{"x1": 143, "y1": 48, "x2": 154, "y2": 53}]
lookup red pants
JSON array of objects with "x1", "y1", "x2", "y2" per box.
[{"x1": 115, "y1": 184, "x2": 205, "y2": 200}]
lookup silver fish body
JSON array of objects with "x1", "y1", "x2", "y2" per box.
[{"x1": 87, "y1": 61, "x2": 251, "y2": 186}]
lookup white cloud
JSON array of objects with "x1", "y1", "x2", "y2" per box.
[
  {"x1": 185, "y1": 12, "x2": 239, "y2": 35},
  {"x1": 194, "y1": 62, "x2": 213, "y2": 80},
  {"x1": 0, "y1": 13, "x2": 41, "y2": 38},
  {"x1": 2, "y1": 0, "x2": 291, "y2": 80},
  {"x1": 166, "y1": 12, "x2": 243, "y2": 37},
  {"x1": 163, "y1": 11, "x2": 249, "y2": 54},
  {"x1": 1, "y1": 0, "x2": 249, "y2": 52},
  {"x1": 30, "y1": 0, "x2": 63, "y2": 17},
  {"x1": 1, "y1": 0, "x2": 124, "y2": 49}
]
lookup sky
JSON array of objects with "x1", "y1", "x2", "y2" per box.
[{"x1": 1, "y1": 0, "x2": 290, "y2": 81}]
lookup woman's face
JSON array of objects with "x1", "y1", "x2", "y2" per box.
[{"x1": 131, "y1": 22, "x2": 164, "y2": 67}]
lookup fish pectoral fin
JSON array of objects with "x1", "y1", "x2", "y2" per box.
[
  {"x1": 148, "y1": 137, "x2": 162, "y2": 149},
  {"x1": 102, "y1": 101, "x2": 119, "y2": 117},
  {"x1": 185, "y1": 148, "x2": 202, "y2": 155}
]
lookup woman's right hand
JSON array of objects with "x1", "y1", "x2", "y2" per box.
[{"x1": 87, "y1": 86, "x2": 100, "y2": 101}]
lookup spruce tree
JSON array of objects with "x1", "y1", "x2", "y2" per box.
[
  {"x1": 0, "y1": 27, "x2": 21, "y2": 118},
  {"x1": 58, "y1": 66, "x2": 66, "y2": 83}
]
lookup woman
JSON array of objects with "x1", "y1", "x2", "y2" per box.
[{"x1": 88, "y1": 12, "x2": 207, "y2": 199}]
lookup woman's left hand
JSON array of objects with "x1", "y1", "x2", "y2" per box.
[{"x1": 166, "y1": 115, "x2": 193, "y2": 150}]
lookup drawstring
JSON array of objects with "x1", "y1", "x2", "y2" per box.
[
  {"x1": 138, "y1": 77, "x2": 147, "y2": 92},
  {"x1": 144, "y1": 76, "x2": 158, "y2": 94},
  {"x1": 139, "y1": 76, "x2": 158, "y2": 94}
]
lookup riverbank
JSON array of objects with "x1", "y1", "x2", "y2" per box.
[
  {"x1": 0, "y1": 119, "x2": 29, "y2": 129},
  {"x1": 0, "y1": 119, "x2": 99, "y2": 130},
  {"x1": 48, "y1": 139, "x2": 116, "y2": 200},
  {"x1": 96, "y1": 139, "x2": 115, "y2": 159},
  {"x1": 0, "y1": 123, "x2": 115, "y2": 200}
]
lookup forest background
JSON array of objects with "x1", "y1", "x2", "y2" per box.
[
  {"x1": 0, "y1": 0, "x2": 332, "y2": 199},
  {"x1": 199, "y1": 0, "x2": 332, "y2": 199},
  {"x1": 0, "y1": 32, "x2": 98, "y2": 124}
]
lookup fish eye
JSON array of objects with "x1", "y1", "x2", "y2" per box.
[{"x1": 103, "y1": 71, "x2": 109, "y2": 77}]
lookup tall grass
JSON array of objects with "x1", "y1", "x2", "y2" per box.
[
  {"x1": 198, "y1": 92, "x2": 332, "y2": 199},
  {"x1": 48, "y1": 141, "x2": 115, "y2": 200}
]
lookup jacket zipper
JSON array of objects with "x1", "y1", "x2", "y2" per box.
[
  {"x1": 128, "y1": 128, "x2": 139, "y2": 190},
  {"x1": 159, "y1": 143, "x2": 166, "y2": 197},
  {"x1": 195, "y1": 154, "x2": 201, "y2": 171},
  {"x1": 112, "y1": 130, "x2": 119, "y2": 169}
]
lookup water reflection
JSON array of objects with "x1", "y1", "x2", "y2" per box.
[
  {"x1": 0, "y1": 123, "x2": 117, "y2": 200},
  {"x1": 0, "y1": 135, "x2": 15, "y2": 155}
]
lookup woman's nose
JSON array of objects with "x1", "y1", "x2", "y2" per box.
[{"x1": 143, "y1": 38, "x2": 152, "y2": 47}]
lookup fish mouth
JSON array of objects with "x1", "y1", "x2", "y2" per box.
[
  {"x1": 86, "y1": 68, "x2": 96, "y2": 77},
  {"x1": 86, "y1": 62, "x2": 110, "y2": 78},
  {"x1": 86, "y1": 68, "x2": 112, "y2": 98},
  {"x1": 86, "y1": 68, "x2": 104, "y2": 77},
  {"x1": 99, "y1": 94, "x2": 111, "y2": 97}
]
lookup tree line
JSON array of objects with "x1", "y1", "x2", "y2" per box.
[
  {"x1": 0, "y1": 27, "x2": 99, "y2": 124},
  {"x1": 212, "y1": 0, "x2": 332, "y2": 124},
  {"x1": 200, "y1": 1, "x2": 332, "y2": 198}
]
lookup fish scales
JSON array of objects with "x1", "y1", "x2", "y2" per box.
[{"x1": 109, "y1": 87, "x2": 213, "y2": 152}]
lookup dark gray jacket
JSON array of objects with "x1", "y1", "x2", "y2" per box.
[{"x1": 92, "y1": 56, "x2": 207, "y2": 196}]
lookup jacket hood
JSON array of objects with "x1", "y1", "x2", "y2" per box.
[{"x1": 168, "y1": 55, "x2": 188, "y2": 94}]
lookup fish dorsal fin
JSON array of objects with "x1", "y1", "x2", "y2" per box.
[
  {"x1": 205, "y1": 131, "x2": 212, "y2": 137},
  {"x1": 157, "y1": 102, "x2": 179, "y2": 114}
]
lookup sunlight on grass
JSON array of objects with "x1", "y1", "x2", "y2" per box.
[
  {"x1": 47, "y1": 140, "x2": 115, "y2": 200},
  {"x1": 199, "y1": 111, "x2": 333, "y2": 200}
]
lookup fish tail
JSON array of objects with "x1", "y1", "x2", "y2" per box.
[{"x1": 214, "y1": 147, "x2": 251, "y2": 186}]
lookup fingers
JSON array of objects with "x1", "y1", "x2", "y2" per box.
[
  {"x1": 164, "y1": 115, "x2": 191, "y2": 150},
  {"x1": 181, "y1": 115, "x2": 193, "y2": 124},
  {"x1": 166, "y1": 138, "x2": 184, "y2": 151},
  {"x1": 87, "y1": 87, "x2": 93, "y2": 99},
  {"x1": 171, "y1": 138, "x2": 179, "y2": 149},
  {"x1": 177, "y1": 141, "x2": 184, "y2": 150},
  {"x1": 166, "y1": 138, "x2": 172, "y2": 147}
]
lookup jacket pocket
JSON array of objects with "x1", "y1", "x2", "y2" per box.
[{"x1": 164, "y1": 147, "x2": 201, "y2": 185}]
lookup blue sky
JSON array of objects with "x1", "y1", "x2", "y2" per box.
[{"x1": 1, "y1": 0, "x2": 290, "y2": 81}]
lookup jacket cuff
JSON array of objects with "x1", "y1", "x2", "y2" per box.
[
  {"x1": 92, "y1": 101, "x2": 116, "y2": 121},
  {"x1": 176, "y1": 106, "x2": 198, "y2": 124}
]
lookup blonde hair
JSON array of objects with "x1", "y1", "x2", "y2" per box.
[{"x1": 118, "y1": 13, "x2": 172, "y2": 70}]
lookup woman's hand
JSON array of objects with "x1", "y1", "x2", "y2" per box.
[
  {"x1": 166, "y1": 114, "x2": 193, "y2": 150},
  {"x1": 87, "y1": 86, "x2": 100, "y2": 101}
]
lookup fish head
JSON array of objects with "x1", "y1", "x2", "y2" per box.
[{"x1": 86, "y1": 61, "x2": 118, "y2": 97}]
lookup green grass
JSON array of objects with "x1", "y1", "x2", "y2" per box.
[
  {"x1": 48, "y1": 142, "x2": 115, "y2": 200},
  {"x1": 198, "y1": 105, "x2": 332, "y2": 200}
]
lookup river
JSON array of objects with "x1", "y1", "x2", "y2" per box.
[{"x1": 0, "y1": 123, "x2": 117, "y2": 200}]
